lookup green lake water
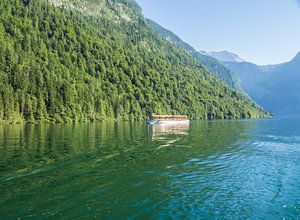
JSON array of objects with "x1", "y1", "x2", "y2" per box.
[{"x1": 0, "y1": 118, "x2": 300, "y2": 219}]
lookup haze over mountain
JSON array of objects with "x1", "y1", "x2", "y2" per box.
[
  {"x1": 209, "y1": 51, "x2": 245, "y2": 63},
  {"x1": 0, "y1": 0, "x2": 268, "y2": 123},
  {"x1": 222, "y1": 52, "x2": 300, "y2": 115}
]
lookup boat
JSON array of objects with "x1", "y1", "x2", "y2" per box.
[{"x1": 147, "y1": 114, "x2": 189, "y2": 125}]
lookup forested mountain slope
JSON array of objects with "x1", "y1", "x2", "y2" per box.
[
  {"x1": 0, "y1": 0, "x2": 268, "y2": 123},
  {"x1": 146, "y1": 19, "x2": 241, "y2": 90}
]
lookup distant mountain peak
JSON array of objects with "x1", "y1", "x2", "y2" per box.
[{"x1": 209, "y1": 51, "x2": 245, "y2": 63}]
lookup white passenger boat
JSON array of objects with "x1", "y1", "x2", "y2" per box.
[{"x1": 147, "y1": 114, "x2": 189, "y2": 125}]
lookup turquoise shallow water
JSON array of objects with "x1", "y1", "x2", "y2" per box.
[{"x1": 0, "y1": 118, "x2": 300, "y2": 219}]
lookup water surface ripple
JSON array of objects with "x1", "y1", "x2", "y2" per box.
[{"x1": 0, "y1": 118, "x2": 300, "y2": 219}]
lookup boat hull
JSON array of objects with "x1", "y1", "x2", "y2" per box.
[{"x1": 147, "y1": 120, "x2": 190, "y2": 125}]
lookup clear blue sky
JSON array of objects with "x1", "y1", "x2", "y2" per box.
[{"x1": 135, "y1": 0, "x2": 300, "y2": 65}]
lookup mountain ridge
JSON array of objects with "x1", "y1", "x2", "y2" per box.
[
  {"x1": 224, "y1": 52, "x2": 300, "y2": 115},
  {"x1": 146, "y1": 19, "x2": 241, "y2": 90},
  {"x1": 209, "y1": 51, "x2": 245, "y2": 63}
]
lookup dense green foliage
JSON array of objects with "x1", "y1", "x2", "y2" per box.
[
  {"x1": 192, "y1": 52, "x2": 240, "y2": 89},
  {"x1": 0, "y1": 0, "x2": 268, "y2": 123},
  {"x1": 146, "y1": 19, "x2": 241, "y2": 90}
]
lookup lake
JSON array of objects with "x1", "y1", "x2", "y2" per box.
[{"x1": 1, "y1": 118, "x2": 300, "y2": 219}]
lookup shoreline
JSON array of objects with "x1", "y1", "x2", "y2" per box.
[{"x1": 0, "y1": 115, "x2": 272, "y2": 125}]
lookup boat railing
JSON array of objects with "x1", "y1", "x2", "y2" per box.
[{"x1": 149, "y1": 115, "x2": 189, "y2": 120}]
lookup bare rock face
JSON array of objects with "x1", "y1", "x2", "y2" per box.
[{"x1": 48, "y1": 0, "x2": 141, "y2": 23}]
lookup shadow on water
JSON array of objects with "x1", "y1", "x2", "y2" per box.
[{"x1": 1, "y1": 119, "x2": 299, "y2": 219}]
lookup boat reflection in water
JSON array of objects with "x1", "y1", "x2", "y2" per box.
[{"x1": 148, "y1": 123, "x2": 190, "y2": 149}]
